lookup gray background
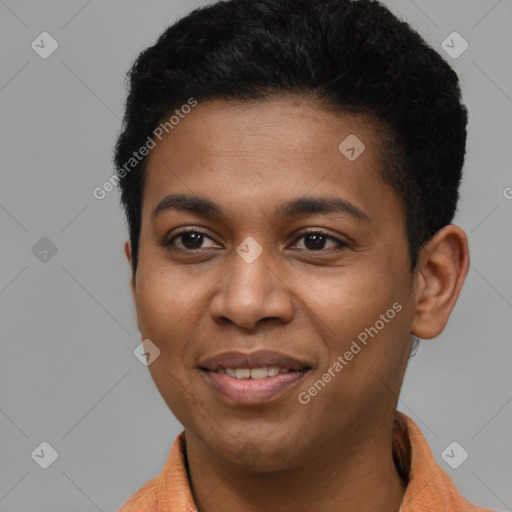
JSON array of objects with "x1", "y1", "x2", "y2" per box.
[{"x1": 1, "y1": 0, "x2": 511, "y2": 510}]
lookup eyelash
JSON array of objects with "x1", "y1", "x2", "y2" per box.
[{"x1": 164, "y1": 229, "x2": 349, "y2": 253}]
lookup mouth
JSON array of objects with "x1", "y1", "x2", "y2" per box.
[{"x1": 198, "y1": 350, "x2": 312, "y2": 405}]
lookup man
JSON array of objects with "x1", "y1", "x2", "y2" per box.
[{"x1": 114, "y1": 0, "x2": 494, "y2": 510}]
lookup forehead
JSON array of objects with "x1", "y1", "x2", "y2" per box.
[{"x1": 142, "y1": 96, "x2": 401, "y2": 226}]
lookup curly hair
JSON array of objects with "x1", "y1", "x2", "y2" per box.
[{"x1": 114, "y1": 0, "x2": 468, "y2": 276}]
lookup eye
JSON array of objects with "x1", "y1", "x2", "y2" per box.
[
  {"x1": 290, "y1": 231, "x2": 348, "y2": 252},
  {"x1": 165, "y1": 229, "x2": 219, "y2": 251},
  {"x1": 164, "y1": 229, "x2": 349, "y2": 253}
]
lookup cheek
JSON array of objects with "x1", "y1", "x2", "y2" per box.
[
  {"x1": 300, "y1": 264, "x2": 409, "y2": 391},
  {"x1": 133, "y1": 271, "x2": 203, "y2": 422},
  {"x1": 133, "y1": 266, "x2": 215, "y2": 373},
  {"x1": 299, "y1": 264, "x2": 401, "y2": 339},
  {"x1": 134, "y1": 269, "x2": 187, "y2": 340}
]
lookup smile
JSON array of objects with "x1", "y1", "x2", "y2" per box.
[
  {"x1": 212, "y1": 366, "x2": 301, "y2": 379},
  {"x1": 198, "y1": 349, "x2": 313, "y2": 405},
  {"x1": 200, "y1": 367, "x2": 310, "y2": 405}
]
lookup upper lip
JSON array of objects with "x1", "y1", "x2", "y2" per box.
[{"x1": 198, "y1": 350, "x2": 312, "y2": 371}]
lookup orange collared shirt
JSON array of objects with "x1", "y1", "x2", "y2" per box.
[{"x1": 118, "y1": 411, "x2": 495, "y2": 511}]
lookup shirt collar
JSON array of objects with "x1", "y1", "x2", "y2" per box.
[{"x1": 120, "y1": 411, "x2": 492, "y2": 511}]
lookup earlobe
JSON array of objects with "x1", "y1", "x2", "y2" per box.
[
  {"x1": 124, "y1": 240, "x2": 142, "y2": 333},
  {"x1": 411, "y1": 225, "x2": 470, "y2": 339},
  {"x1": 124, "y1": 240, "x2": 132, "y2": 264},
  {"x1": 124, "y1": 240, "x2": 136, "y2": 294}
]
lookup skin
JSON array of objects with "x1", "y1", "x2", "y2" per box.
[{"x1": 124, "y1": 95, "x2": 470, "y2": 512}]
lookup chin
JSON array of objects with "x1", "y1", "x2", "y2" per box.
[{"x1": 205, "y1": 428, "x2": 304, "y2": 471}]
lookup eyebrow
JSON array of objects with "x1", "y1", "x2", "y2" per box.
[{"x1": 151, "y1": 193, "x2": 371, "y2": 223}]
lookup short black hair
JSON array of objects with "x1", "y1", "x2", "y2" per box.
[{"x1": 114, "y1": 0, "x2": 468, "y2": 276}]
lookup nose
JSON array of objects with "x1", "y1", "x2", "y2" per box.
[{"x1": 209, "y1": 245, "x2": 294, "y2": 331}]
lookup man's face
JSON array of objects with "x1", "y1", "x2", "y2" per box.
[{"x1": 130, "y1": 96, "x2": 417, "y2": 469}]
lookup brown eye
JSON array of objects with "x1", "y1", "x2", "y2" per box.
[
  {"x1": 291, "y1": 231, "x2": 348, "y2": 252},
  {"x1": 166, "y1": 230, "x2": 219, "y2": 250}
]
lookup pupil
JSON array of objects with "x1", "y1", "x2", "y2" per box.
[
  {"x1": 182, "y1": 232, "x2": 203, "y2": 249},
  {"x1": 305, "y1": 233, "x2": 326, "y2": 250},
  {"x1": 179, "y1": 233, "x2": 327, "y2": 250}
]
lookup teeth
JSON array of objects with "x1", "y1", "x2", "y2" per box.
[
  {"x1": 250, "y1": 367, "x2": 268, "y2": 379},
  {"x1": 217, "y1": 366, "x2": 293, "y2": 379},
  {"x1": 235, "y1": 368, "x2": 251, "y2": 379}
]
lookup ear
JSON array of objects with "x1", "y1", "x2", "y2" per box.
[
  {"x1": 124, "y1": 240, "x2": 136, "y2": 296},
  {"x1": 411, "y1": 225, "x2": 470, "y2": 339}
]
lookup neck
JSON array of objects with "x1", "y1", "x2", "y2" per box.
[{"x1": 185, "y1": 415, "x2": 407, "y2": 512}]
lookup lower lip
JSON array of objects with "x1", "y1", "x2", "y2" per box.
[{"x1": 201, "y1": 370, "x2": 309, "y2": 405}]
